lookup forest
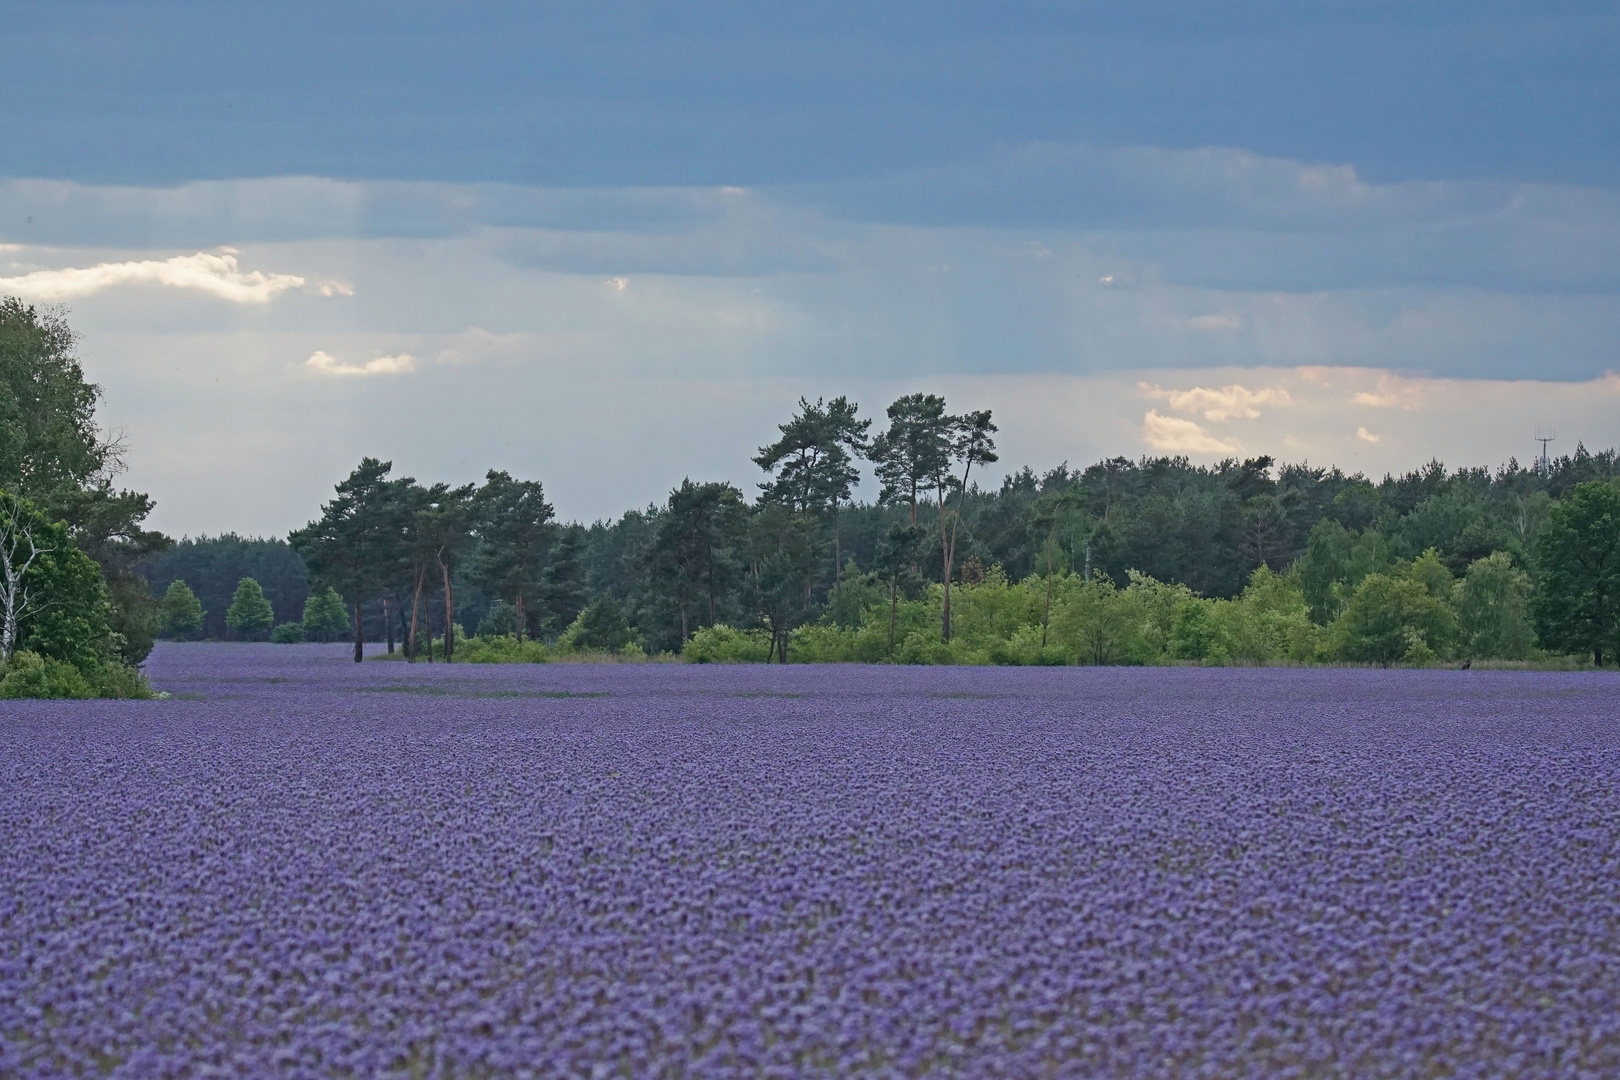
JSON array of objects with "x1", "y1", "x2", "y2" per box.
[{"x1": 147, "y1": 399, "x2": 1620, "y2": 669}]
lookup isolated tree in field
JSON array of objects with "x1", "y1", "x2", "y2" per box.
[
  {"x1": 647, "y1": 479, "x2": 746, "y2": 644},
  {"x1": 471, "y1": 470, "x2": 555, "y2": 643},
  {"x1": 225, "y1": 578, "x2": 275, "y2": 640},
  {"x1": 158, "y1": 579, "x2": 204, "y2": 639},
  {"x1": 1534, "y1": 480, "x2": 1620, "y2": 665},
  {"x1": 302, "y1": 586, "x2": 349, "y2": 643},
  {"x1": 289, "y1": 458, "x2": 408, "y2": 663}
]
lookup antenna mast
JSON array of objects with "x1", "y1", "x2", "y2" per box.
[{"x1": 1534, "y1": 428, "x2": 1556, "y2": 475}]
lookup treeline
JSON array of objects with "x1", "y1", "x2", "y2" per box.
[{"x1": 259, "y1": 391, "x2": 1620, "y2": 666}]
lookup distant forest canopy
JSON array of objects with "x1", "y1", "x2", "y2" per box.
[{"x1": 145, "y1": 387, "x2": 1620, "y2": 662}]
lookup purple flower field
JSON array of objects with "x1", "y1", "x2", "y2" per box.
[{"x1": 3, "y1": 645, "x2": 1619, "y2": 1078}]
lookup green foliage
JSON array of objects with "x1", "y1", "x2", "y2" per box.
[
  {"x1": 470, "y1": 470, "x2": 555, "y2": 641},
  {"x1": 0, "y1": 648, "x2": 152, "y2": 698},
  {"x1": 477, "y1": 600, "x2": 520, "y2": 638},
  {"x1": 0, "y1": 650, "x2": 93, "y2": 699},
  {"x1": 1534, "y1": 480, "x2": 1620, "y2": 665},
  {"x1": 0, "y1": 300, "x2": 104, "y2": 499},
  {"x1": 454, "y1": 633, "x2": 551, "y2": 664},
  {"x1": 159, "y1": 579, "x2": 204, "y2": 639},
  {"x1": 4, "y1": 494, "x2": 116, "y2": 669},
  {"x1": 684, "y1": 624, "x2": 774, "y2": 663},
  {"x1": 559, "y1": 595, "x2": 637, "y2": 654},
  {"x1": 270, "y1": 622, "x2": 305, "y2": 644},
  {"x1": 225, "y1": 578, "x2": 276, "y2": 639},
  {"x1": 301, "y1": 586, "x2": 349, "y2": 642},
  {"x1": 1328, "y1": 569, "x2": 1459, "y2": 666},
  {"x1": 1458, "y1": 551, "x2": 1535, "y2": 660}
]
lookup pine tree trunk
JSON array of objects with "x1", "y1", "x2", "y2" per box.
[
  {"x1": 441, "y1": 558, "x2": 456, "y2": 663},
  {"x1": 408, "y1": 568, "x2": 424, "y2": 660},
  {"x1": 384, "y1": 596, "x2": 394, "y2": 654},
  {"x1": 352, "y1": 593, "x2": 364, "y2": 663},
  {"x1": 515, "y1": 594, "x2": 525, "y2": 644}
]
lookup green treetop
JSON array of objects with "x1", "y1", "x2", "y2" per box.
[{"x1": 225, "y1": 578, "x2": 275, "y2": 640}]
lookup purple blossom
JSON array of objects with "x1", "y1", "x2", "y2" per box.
[{"x1": 1, "y1": 642, "x2": 1618, "y2": 1077}]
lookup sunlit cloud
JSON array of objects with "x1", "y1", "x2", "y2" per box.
[
  {"x1": 1356, "y1": 426, "x2": 1382, "y2": 443},
  {"x1": 1141, "y1": 409, "x2": 1242, "y2": 454},
  {"x1": 0, "y1": 250, "x2": 306, "y2": 303},
  {"x1": 1140, "y1": 382, "x2": 1292, "y2": 421},
  {"x1": 305, "y1": 351, "x2": 415, "y2": 377}
]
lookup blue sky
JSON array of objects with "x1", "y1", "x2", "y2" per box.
[{"x1": 2, "y1": 2, "x2": 1617, "y2": 533}]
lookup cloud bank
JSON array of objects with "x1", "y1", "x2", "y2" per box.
[
  {"x1": 305, "y1": 351, "x2": 415, "y2": 377},
  {"x1": 0, "y1": 250, "x2": 306, "y2": 303}
]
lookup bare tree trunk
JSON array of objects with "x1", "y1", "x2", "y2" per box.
[
  {"x1": 384, "y1": 596, "x2": 394, "y2": 654},
  {"x1": 352, "y1": 593, "x2": 364, "y2": 663},
  {"x1": 515, "y1": 593, "x2": 525, "y2": 643},
  {"x1": 423, "y1": 589, "x2": 435, "y2": 663},
  {"x1": 680, "y1": 606, "x2": 689, "y2": 644},
  {"x1": 939, "y1": 489, "x2": 953, "y2": 643},
  {"x1": 440, "y1": 557, "x2": 456, "y2": 662}
]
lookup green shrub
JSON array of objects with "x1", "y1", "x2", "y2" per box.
[
  {"x1": 83, "y1": 659, "x2": 156, "y2": 699},
  {"x1": 271, "y1": 622, "x2": 306, "y2": 644},
  {"x1": 455, "y1": 634, "x2": 550, "y2": 664},
  {"x1": 225, "y1": 578, "x2": 275, "y2": 640},
  {"x1": 683, "y1": 624, "x2": 772, "y2": 663},
  {"x1": 0, "y1": 651, "x2": 94, "y2": 699}
]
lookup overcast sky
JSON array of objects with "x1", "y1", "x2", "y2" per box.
[{"x1": 2, "y1": 2, "x2": 1617, "y2": 536}]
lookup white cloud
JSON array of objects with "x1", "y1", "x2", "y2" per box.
[
  {"x1": 1356, "y1": 426, "x2": 1382, "y2": 443},
  {"x1": 610, "y1": 276, "x2": 629, "y2": 291},
  {"x1": 1141, "y1": 409, "x2": 1242, "y2": 454},
  {"x1": 1140, "y1": 382, "x2": 1292, "y2": 421},
  {"x1": 305, "y1": 351, "x2": 416, "y2": 377},
  {"x1": 0, "y1": 250, "x2": 306, "y2": 303}
]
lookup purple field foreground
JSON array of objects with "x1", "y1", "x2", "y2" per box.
[{"x1": 3, "y1": 647, "x2": 1620, "y2": 1078}]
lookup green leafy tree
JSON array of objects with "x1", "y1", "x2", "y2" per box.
[
  {"x1": 1457, "y1": 551, "x2": 1534, "y2": 660},
  {"x1": 225, "y1": 578, "x2": 275, "y2": 640},
  {"x1": 1534, "y1": 480, "x2": 1620, "y2": 665},
  {"x1": 158, "y1": 579, "x2": 204, "y2": 639},
  {"x1": 0, "y1": 491, "x2": 113, "y2": 667},
  {"x1": 938, "y1": 409, "x2": 998, "y2": 642},
  {"x1": 1329, "y1": 571, "x2": 1458, "y2": 666},
  {"x1": 646, "y1": 479, "x2": 747, "y2": 644},
  {"x1": 0, "y1": 299, "x2": 104, "y2": 499},
  {"x1": 562, "y1": 595, "x2": 636, "y2": 653},
  {"x1": 301, "y1": 586, "x2": 350, "y2": 642},
  {"x1": 470, "y1": 470, "x2": 555, "y2": 642},
  {"x1": 270, "y1": 622, "x2": 305, "y2": 644},
  {"x1": 745, "y1": 503, "x2": 821, "y2": 663}
]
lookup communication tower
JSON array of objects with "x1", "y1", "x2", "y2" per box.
[{"x1": 1534, "y1": 428, "x2": 1556, "y2": 475}]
